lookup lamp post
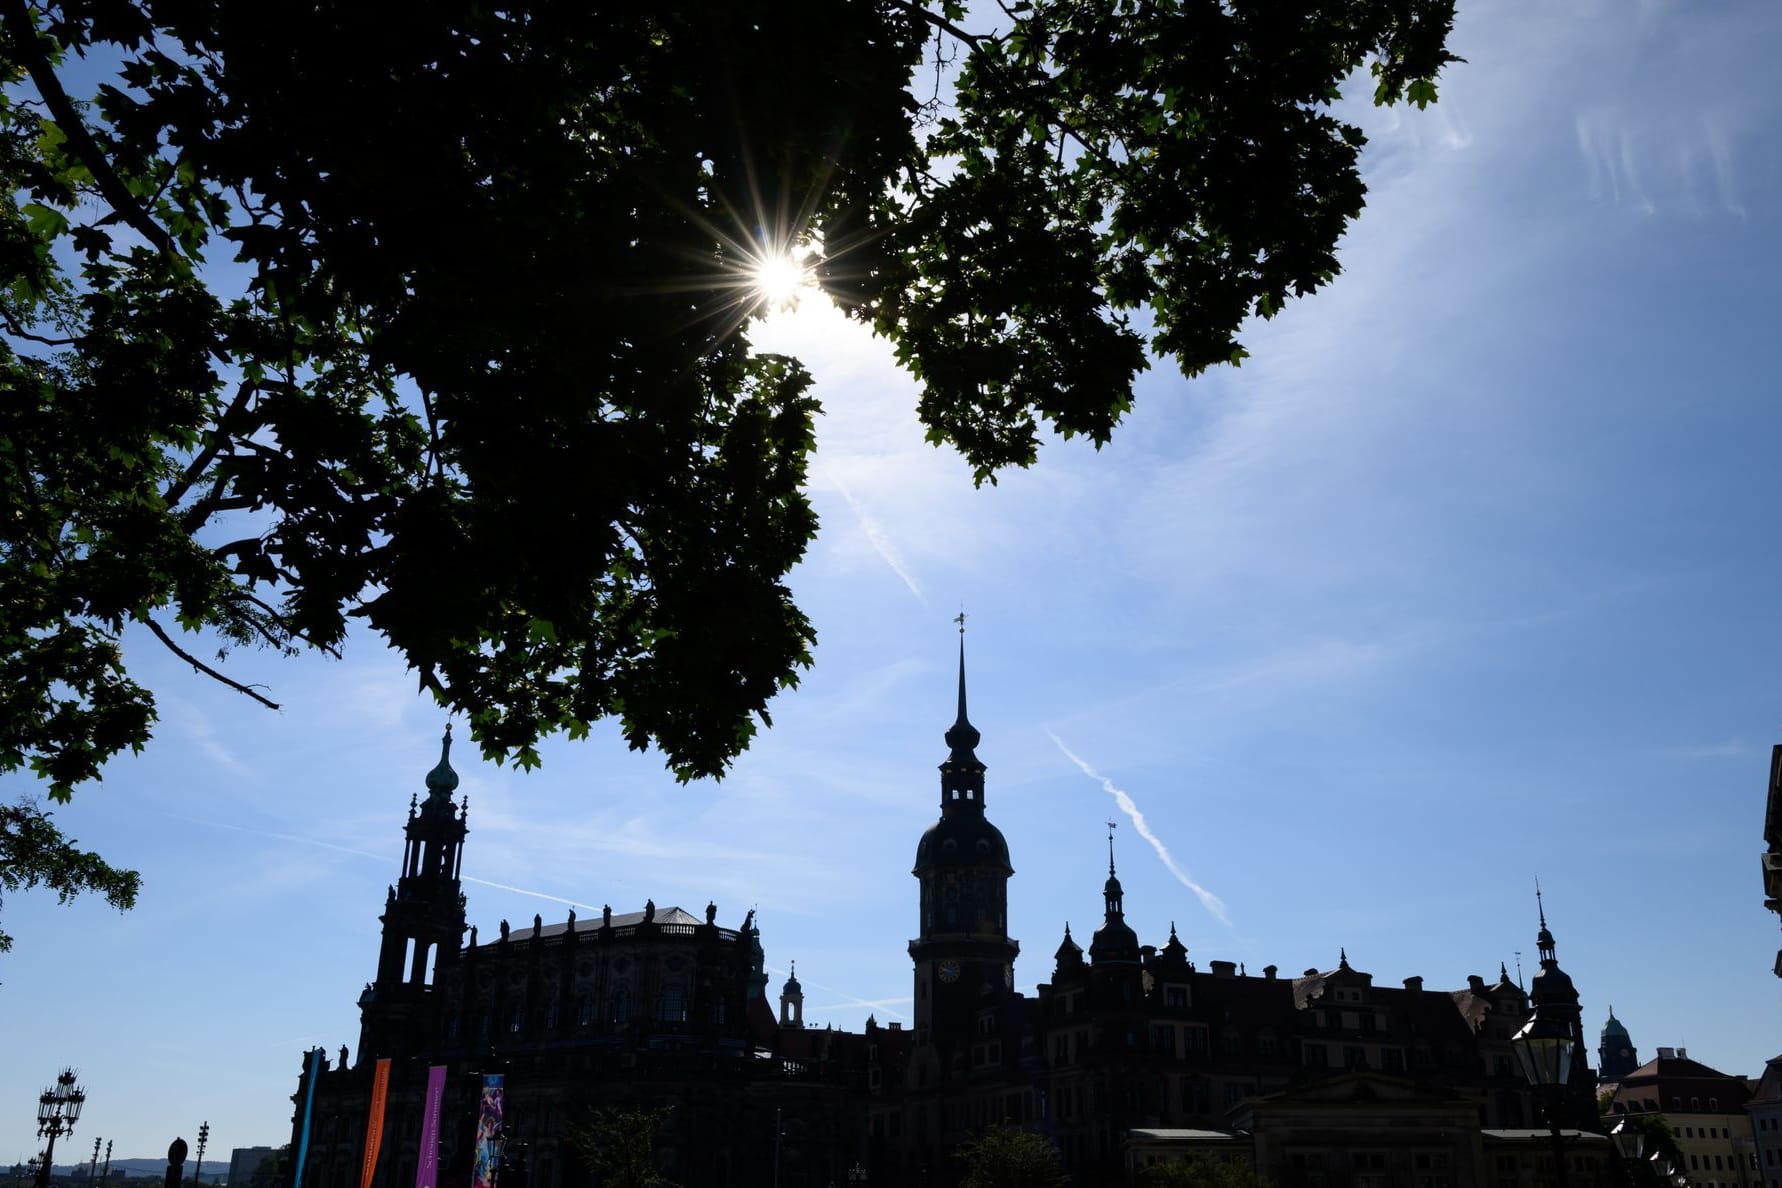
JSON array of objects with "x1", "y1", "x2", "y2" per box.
[
  {"x1": 1610, "y1": 1118, "x2": 1645, "y2": 1187},
  {"x1": 34, "y1": 1070, "x2": 87, "y2": 1188},
  {"x1": 1512, "y1": 1006, "x2": 1577, "y2": 1188},
  {"x1": 191, "y1": 1124, "x2": 208, "y2": 1188},
  {"x1": 86, "y1": 1139, "x2": 101, "y2": 1188}
]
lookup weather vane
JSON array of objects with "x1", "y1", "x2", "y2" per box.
[{"x1": 954, "y1": 608, "x2": 966, "y2": 635}]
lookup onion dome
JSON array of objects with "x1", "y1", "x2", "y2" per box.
[{"x1": 425, "y1": 725, "x2": 459, "y2": 796}]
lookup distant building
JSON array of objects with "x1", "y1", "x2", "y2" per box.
[
  {"x1": 290, "y1": 646, "x2": 1619, "y2": 1188},
  {"x1": 226, "y1": 1148, "x2": 277, "y2": 1187},
  {"x1": 1606, "y1": 1049, "x2": 1758, "y2": 1187},
  {"x1": 1748, "y1": 1055, "x2": 1782, "y2": 1188}
]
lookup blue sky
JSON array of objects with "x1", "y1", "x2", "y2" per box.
[{"x1": 7, "y1": 0, "x2": 1782, "y2": 1161}]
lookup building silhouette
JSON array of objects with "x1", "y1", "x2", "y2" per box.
[{"x1": 289, "y1": 647, "x2": 1608, "y2": 1187}]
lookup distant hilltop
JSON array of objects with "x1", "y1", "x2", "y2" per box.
[{"x1": 19, "y1": 1159, "x2": 243, "y2": 1181}]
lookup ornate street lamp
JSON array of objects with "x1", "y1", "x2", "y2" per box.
[
  {"x1": 1513, "y1": 990, "x2": 1577, "y2": 1188},
  {"x1": 34, "y1": 1070, "x2": 86, "y2": 1188},
  {"x1": 1610, "y1": 1119, "x2": 1645, "y2": 1186}
]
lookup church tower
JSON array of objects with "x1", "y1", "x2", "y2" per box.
[
  {"x1": 357, "y1": 728, "x2": 469, "y2": 1062},
  {"x1": 1526, "y1": 888, "x2": 1599, "y2": 1125},
  {"x1": 909, "y1": 626, "x2": 1019, "y2": 1057},
  {"x1": 1599, "y1": 1007, "x2": 1639, "y2": 1081}
]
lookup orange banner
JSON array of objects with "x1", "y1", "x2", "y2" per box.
[{"x1": 359, "y1": 1057, "x2": 391, "y2": 1188}]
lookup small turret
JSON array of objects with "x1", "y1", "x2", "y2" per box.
[{"x1": 779, "y1": 961, "x2": 805, "y2": 1028}]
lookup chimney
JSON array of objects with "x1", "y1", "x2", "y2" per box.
[
  {"x1": 1657, "y1": 1046, "x2": 1675, "y2": 1059},
  {"x1": 889, "y1": 1022, "x2": 903, "y2": 1031},
  {"x1": 1210, "y1": 960, "x2": 1237, "y2": 978},
  {"x1": 1404, "y1": 976, "x2": 1423, "y2": 992},
  {"x1": 1263, "y1": 965, "x2": 1278, "y2": 980},
  {"x1": 1468, "y1": 974, "x2": 1487, "y2": 992},
  {"x1": 1678, "y1": 1047, "x2": 1688, "y2": 1059},
  {"x1": 1304, "y1": 968, "x2": 1319, "y2": 977}
]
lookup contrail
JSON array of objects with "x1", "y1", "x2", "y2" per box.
[
  {"x1": 766, "y1": 964, "x2": 910, "y2": 1021},
  {"x1": 174, "y1": 814, "x2": 600, "y2": 912},
  {"x1": 825, "y1": 467, "x2": 926, "y2": 604},
  {"x1": 1045, "y1": 732, "x2": 1231, "y2": 928}
]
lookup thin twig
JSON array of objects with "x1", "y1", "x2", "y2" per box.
[
  {"x1": 143, "y1": 617, "x2": 281, "y2": 710},
  {"x1": 885, "y1": 0, "x2": 1115, "y2": 168}
]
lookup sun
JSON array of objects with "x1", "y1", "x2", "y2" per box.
[{"x1": 749, "y1": 249, "x2": 814, "y2": 308}]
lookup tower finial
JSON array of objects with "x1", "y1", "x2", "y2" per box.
[
  {"x1": 942, "y1": 616, "x2": 982, "y2": 763},
  {"x1": 1107, "y1": 819, "x2": 1118, "y2": 877},
  {"x1": 425, "y1": 723, "x2": 460, "y2": 795},
  {"x1": 1536, "y1": 875, "x2": 1547, "y2": 929},
  {"x1": 955, "y1": 612, "x2": 969, "y2": 725}
]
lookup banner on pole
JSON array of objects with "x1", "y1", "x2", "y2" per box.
[
  {"x1": 414, "y1": 1065, "x2": 448, "y2": 1188},
  {"x1": 471, "y1": 1075, "x2": 505, "y2": 1188},
  {"x1": 291, "y1": 1049, "x2": 323, "y2": 1188},
  {"x1": 359, "y1": 1058, "x2": 391, "y2": 1188}
]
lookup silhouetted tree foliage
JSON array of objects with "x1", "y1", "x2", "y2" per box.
[
  {"x1": 956, "y1": 1126, "x2": 1065, "y2": 1188},
  {"x1": 565, "y1": 1106, "x2": 676, "y2": 1188},
  {"x1": 0, "y1": 798, "x2": 139, "y2": 967},
  {"x1": 0, "y1": 0, "x2": 1458, "y2": 805},
  {"x1": 1142, "y1": 1153, "x2": 1275, "y2": 1188}
]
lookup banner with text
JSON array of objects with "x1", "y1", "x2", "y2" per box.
[
  {"x1": 471, "y1": 1074, "x2": 505, "y2": 1188},
  {"x1": 358, "y1": 1058, "x2": 391, "y2": 1188},
  {"x1": 414, "y1": 1065, "x2": 447, "y2": 1188}
]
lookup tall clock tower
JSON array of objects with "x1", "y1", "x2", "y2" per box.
[{"x1": 909, "y1": 628, "x2": 1019, "y2": 1059}]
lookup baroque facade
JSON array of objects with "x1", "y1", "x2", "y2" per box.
[{"x1": 291, "y1": 649, "x2": 1606, "y2": 1188}]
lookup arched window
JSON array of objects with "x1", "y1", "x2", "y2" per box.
[
  {"x1": 509, "y1": 1001, "x2": 524, "y2": 1033},
  {"x1": 577, "y1": 994, "x2": 594, "y2": 1027},
  {"x1": 543, "y1": 997, "x2": 558, "y2": 1030},
  {"x1": 612, "y1": 986, "x2": 631, "y2": 1025},
  {"x1": 658, "y1": 984, "x2": 686, "y2": 1023}
]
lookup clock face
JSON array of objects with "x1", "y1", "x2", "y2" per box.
[{"x1": 939, "y1": 959, "x2": 961, "y2": 984}]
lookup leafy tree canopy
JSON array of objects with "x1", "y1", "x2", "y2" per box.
[
  {"x1": 955, "y1": 1125, "x2": 1065, "y2": 1188},
  {"x1": 565, "y1": 1106, "x2": 677, "y2": 1188},
  {"x1": 0, "y1": 797, "x2": 139, "y2": 966},
  {"x1": 1142, "y1": 1153, "x2": 1275, "y2": 1188},
  {"x1": 0, "y1": 0, "x2": 1458, "y2": 801}
]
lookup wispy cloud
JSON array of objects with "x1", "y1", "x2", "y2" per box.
[
  {"x1": 823, "y1": 466, "x2": 926, "y2": 604},
  {"x1": 767, "y1": 965, "x2": 911, "y2": 1021},
  {"x1": 175, "y1": 814, "x2": 605, "y2": 911},
  {"x1": 1650, "y1": 740, "x2": 1755, "y2": 760},
  {"x1": 1045, "y1": 731, "x2": 1231, "y2": 928}
]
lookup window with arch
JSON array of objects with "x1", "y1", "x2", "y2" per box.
[
  {"x1": 612, "y1": 986, "x2": 631, "y2": 1025},
  {"x1": 577, "y1": 994, "x2": 594, "y2": 1027},
  {"x1": 509, "y1": 1001, "x2": 524, "y2": 1034},
  {"x1": 658, "y1": 984, "x2": 686, "y2": 1023}
]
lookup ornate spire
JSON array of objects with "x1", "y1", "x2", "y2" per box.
[
  {"x1": 943, "y1": 613, "x2": 981, "y2": 760},
  {"x1": 425, "y1": 723, "x2": 459, "y2": 796},
  {"x1": 1103, "y1": 820, "x2": 1124, "y2": 915},
  {"x1": 1536, "y1": 877, "x2": 1556, "y2": 965}
]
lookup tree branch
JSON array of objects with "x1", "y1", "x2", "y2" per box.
[
  {"x1": 0, "y1": 0, "x2": 181, "y2": 259},
  {"x1": 142, "y1": 617, "x2": 281, "y2": 710},
  {"x1": 885, "y1": 0, "x2": 1116, "y2": 168},
  {"x1": 163, "y1": 379, "x2": 257, "y2": 513}
]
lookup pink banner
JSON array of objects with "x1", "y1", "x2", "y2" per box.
[{"x1": 414, "y1": 1065, "x2": 448, "y2": 1188}]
